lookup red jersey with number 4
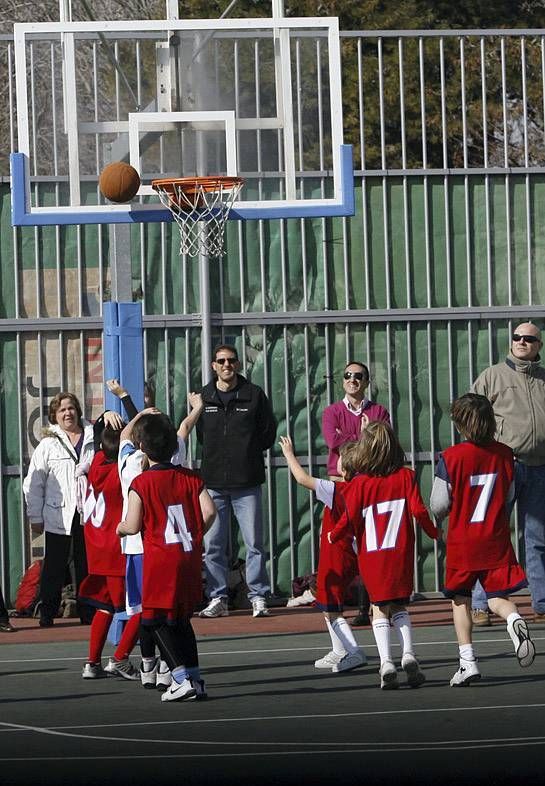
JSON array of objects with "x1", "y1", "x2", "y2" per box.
[
  {"x1": 438, "y1": 440, "x2": 515, "y2": 571},
  {"x1": 83, "y1": 451, "x2": 125, "y2": 577},
  {"x1": 130, "y1": 465, "x2": 205, "y2": 614},
  {"x1": 330, "y1": 468, "x2": 438, "y2": 603}
]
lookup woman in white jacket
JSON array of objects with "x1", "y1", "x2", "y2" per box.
[{"x1": 23, "y1": 392, "x2": 120, "y2": 627}]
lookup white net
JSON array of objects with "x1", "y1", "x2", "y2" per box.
[{"x1": 152, "y1": 177, "x2": 244, "y2": 258}]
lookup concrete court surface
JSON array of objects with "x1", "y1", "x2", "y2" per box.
[{"x1": 0, "y1": 606, "x2": 544, "y2": 786}]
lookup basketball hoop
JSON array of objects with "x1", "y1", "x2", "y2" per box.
[{"x1": 151, "y1": 176, "x2": 244, "y2": 258}]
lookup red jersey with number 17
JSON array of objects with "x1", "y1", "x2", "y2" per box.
[
  {"x1": 438, "y1": 440, "x2": 515, "y2": 571},
  {"x1": 83, "y1": 451, "x2": 125, "y2": 577},
  {"x1": 129, "y1": 464, "x2": 205, "y2": 614},
  {"x1": 330, "y1": 467, "x2": 438, "y2": 603}
]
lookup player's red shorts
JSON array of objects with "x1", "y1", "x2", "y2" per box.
[
  {"x1": 78, "y1": 574, "x2": 125, "y2": 613},
  {"x1": 315, "y1": 532, "x2": 358, "y2": 612},
  {"x1": 443, "y1": 563, "x2": 528, "y2": 599},
  {"x1": 141, "y1": 603, "x2": 196, "y2": 626}
]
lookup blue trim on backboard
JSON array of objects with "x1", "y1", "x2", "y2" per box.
[{"x1": 10, "y1": 146, "x2": 355, "y2": 226}]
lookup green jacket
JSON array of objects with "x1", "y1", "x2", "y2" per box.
[{"x1": 472, "y1": 351, "x2": 545, "y2": 466}]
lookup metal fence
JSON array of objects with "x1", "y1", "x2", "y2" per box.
[{"x1": 1, "y1": 27, "x2": 545, "y2": 602}]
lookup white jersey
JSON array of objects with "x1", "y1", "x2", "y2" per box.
[{"x1": 315, "y1": 478, "x2": 335, "y2": 509}]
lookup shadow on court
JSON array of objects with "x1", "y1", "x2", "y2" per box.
[{"x1": 0, "y1": 621, "x2": 543, "y2": 786}]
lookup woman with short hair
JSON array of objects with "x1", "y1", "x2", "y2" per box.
[{"x1": 23, "y1": 392, "x2": 120, "y2": 627}]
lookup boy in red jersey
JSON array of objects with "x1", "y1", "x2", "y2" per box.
[
  {"x1": 430, "y1": 393, "x2": 535, "y2": 686},
  {"x1": 117, "y1": 412, "x2": 216, "y2": 702},
  {"x1": 79, "y1": 424, "x2": 142, "y2": 679},
  {"x1": 278, "y1": 436, "x2": 366, "y2": 672},
  {"x1": 329, "y1": 422, "x2": 439, "y2": 689}
]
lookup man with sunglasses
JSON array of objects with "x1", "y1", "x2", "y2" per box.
[
  {"x1": 322, "y1": 362, "x2": 390, "y2": 480},
  {"x1": 472, "y1": 323, "x2": 545, "y2": 623},
  {"x1": 196, "y1": 344, "x2": 277, "y2": 619}
]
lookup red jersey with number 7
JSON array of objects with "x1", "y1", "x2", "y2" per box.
[
  {"x1": 330, "y1": 467, "x2": 438, "y2": 603},
  {"x1": 437, "y1": 440, "x2": 515, "y2": 570},
  {"x1": 129, "y1": 464, "x2": 205, "y2": 614}
]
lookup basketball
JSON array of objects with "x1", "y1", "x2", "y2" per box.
[{"x1": 99, "y1": 162, "x2": 141, "y2": 203}]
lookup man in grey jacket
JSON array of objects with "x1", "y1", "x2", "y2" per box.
[{"x1": 471, "y1": 322, "x2": 545, "y2": 622}]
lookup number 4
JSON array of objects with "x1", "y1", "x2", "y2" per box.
[
  {"x1": 469, "y1": 473, "x2": 497, "y2": 523},
  {"x1": 164, "y1": 504, "x2": 193, "y2": 551}
]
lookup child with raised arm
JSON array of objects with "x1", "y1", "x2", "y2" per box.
[
  {"x1": 279, "y1": 436, "x2": 366, "y2": 672},
  {"x1": 79, "y1": 422, "x2": 141, "y2": 680},
  {"x1": 328, "y1": 421, "x2": 440, "y2": 689},
  {"x1": 430, "y1": 393, "x2": 535, "y2": 686},
  {"x1": 117, "y1": 413, "x2": 216, "y2": 702}
]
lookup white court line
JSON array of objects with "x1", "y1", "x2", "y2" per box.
[
  {"x1": 1, "y1": 634, "x2": 543, "y2": 665},
  {"x1": 1, "y1": 703, "x2": 544, "y2": 735},
  {"x1": 0, "y1": 733, "x2": 544, "y2": 759},
  {"x1": 1, "y1": 719, "x2": 545, "y2": 752}
]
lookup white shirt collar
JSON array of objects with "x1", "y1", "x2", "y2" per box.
[{"x1": 343, "y1": 396, "x2": 368, "y2": 415}]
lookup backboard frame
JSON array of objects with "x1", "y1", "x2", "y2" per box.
[{"x1": 11, "y1": 17, "x2": 354, "y2": 226}]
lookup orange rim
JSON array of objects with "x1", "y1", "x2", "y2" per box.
[{"x1": 151, "y1": 176, "x2": 244, "y2": 197}]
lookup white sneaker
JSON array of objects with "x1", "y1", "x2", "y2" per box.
[
  {"x1": 251, "y1": 597, "x2": 270, "y2": 617},
  {"x1": 140, "y1": 658, "x2": 158, "y2": 689},
  {"x1": 104, "y1": 656, "x2": 139, "y2": 681},
  {"x1": 82, "y1": 662, "x2": 105, "y2": 679},
  {"x1": 156, "y1": 660, "x2": 172, "y2": 691},
  {"x1": 508, "y1": 617, "x2": 536, "y2": 668},
  {"x1": 286, "y1": 589, "x2": 316, "y2": 607},
  {"x1": 161, "y1": 678, "x2": 197, "y2": 703},
  {"x1": 401, "y1": 653, "x2": 426, "y2": 688},
  {"x1": 199, "y1": 598, "x2": 229, "y2": 618},
  {"x1": 380, "y1": 660, "x2": 399, "y2": 690},
  {"x1": 450, "y1": 658, "x2": 481, "y2": 687},
  {"x1": 314, "y1": 650, "x2": 345, "y2": 669},
  {"x1": 332, "y1": 650, "x2": 367, "y2": 673}
]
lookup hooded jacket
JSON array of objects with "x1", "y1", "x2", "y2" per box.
[
  {"x1": 196, "y1": 374, "x2": 277, "y2": 488},
  {"x1": 472, "y1": 351, "x2": 545, "y2": 466},
  {"x1": 23, "y1": 422, "x2": 94, "y2": 535}
]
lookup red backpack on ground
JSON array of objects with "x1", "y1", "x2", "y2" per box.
[{"x1": 13, "y1": 560, "x2": 42, "y2": 617}]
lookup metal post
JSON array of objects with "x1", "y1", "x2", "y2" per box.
[{"x1": 199, "y1": 252, "x2": 212, "y2": 385}]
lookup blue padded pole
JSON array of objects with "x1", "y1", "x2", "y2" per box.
[
  {"x1": 103, "y1": 302, "x2": 144, "y2": 414},
  {"x1": 103, "y1": 302, "x2": 122, "y2": 415},
  {"x1": 118, "y1": 302, "x2": 145, "y2": 412}
]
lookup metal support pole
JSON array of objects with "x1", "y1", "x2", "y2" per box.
[{"x1": 199, "y1": 252, "x2": 212, "y2": 385}]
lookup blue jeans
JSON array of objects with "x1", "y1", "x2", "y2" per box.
[
  {"x1": 471, "y1": 581, "x2": 488, "y2": 611},
  {"x1": 472, "y1": 461, "x2": 545, "y2": 613},
  {"x1": 514, "y1": 462, "x2": 545, "y2": 614},
  {"x1": 203, "y1": 486, "x2": 270, "y2": 601}
]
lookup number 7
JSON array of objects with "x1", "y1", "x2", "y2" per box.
[{"x1": 469, "y1": 473, "x2": 497, "y2": 523}]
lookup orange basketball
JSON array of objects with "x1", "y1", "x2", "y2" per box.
[{"x1": 99, "y1": 162, "x2": 141, "y2": 203}]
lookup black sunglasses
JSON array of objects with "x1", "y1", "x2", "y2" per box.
[
  {"x1": 343, "y1": 371, "x2": 365, "y2": 381},
  {"x1": 512, "y1": 334, "x2": 540, "y2": 344},
  {"x1": 214, "y1": 357, "x2": 238, "y2": 365}
]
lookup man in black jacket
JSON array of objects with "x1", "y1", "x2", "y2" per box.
[{"x1": 196, "y1": 344, "x2": 277, "y2": 618}]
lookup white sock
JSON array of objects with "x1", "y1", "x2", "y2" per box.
[
  {"x1": 391, "y1": 611, "x2": 414, "y2": 657},
  {"x1": 459, "y1": 644, "x2": 475, "y2": 662},
  {"x1": 331, "y1": 617, "x2": 360, "y2": 655},
  {"x1": 325, "y1": 617, "x2": 347, "y2": 656},
  {"x1": 506, "y1": 612, "x2": 522, "y2": 647},
  {"x1": 141, "y1": 657, "x2": 157, "y2": 672},
  {"x1": 372, "y1": 619, "x2": 392, "y2": 664}
]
